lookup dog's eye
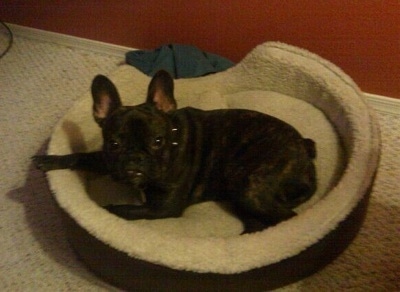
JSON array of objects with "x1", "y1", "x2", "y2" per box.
[
  {"x1": 152, "y1": 136, "x2": 164, "y2": 149},
  {"x1": 108, "y1": 140, "x2": 120, "y2": 151}
]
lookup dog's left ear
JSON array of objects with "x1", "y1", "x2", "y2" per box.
[
  {"x1": 91, "y1": 75, "x2": 122, "y2": 126},
  {"x1": 146, "y1": 70, "x2": 177, "y2": 112}
]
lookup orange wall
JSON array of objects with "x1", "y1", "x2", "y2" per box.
[{"x1": 2, "y1": 1, "x2": 399, "y2": 98}]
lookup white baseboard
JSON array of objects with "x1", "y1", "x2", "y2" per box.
[
  {"x1": 364, "y1": 93, "x2": 400, "y2": 116},
  {"x1": 6, "y1": 23, "x2": 400, "y2": 116},
  {"x1": 7, "y1": 23, "x2": 136, "y2": 57}
]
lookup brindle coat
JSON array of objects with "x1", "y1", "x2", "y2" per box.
[{"x1": 33, "y1": 70, "x2": 317, "y2": 230}]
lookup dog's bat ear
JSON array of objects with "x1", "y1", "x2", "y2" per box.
[
  {"x1": 146, "y1": 70, "x2": 177, "y2": 112},
  {"x1": 91, "y1": 75, "x2": 122, "y2": 127}
]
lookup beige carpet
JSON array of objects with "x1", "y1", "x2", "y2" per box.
[{"x1": 0, "y1": 33, "x2": 399, "y2": 291}]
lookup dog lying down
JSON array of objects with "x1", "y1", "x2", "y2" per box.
[{"x1": 33, "y1": 70, "x2": 317, "y2": 232}]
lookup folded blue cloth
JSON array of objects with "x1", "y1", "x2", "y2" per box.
[{"x1": 125, "y1": 44, "x2": 235, "y2": 78}]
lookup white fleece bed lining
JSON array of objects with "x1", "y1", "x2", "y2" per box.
[{"x1": 47, "y1": 42, "x2": 380, "y2": 274}]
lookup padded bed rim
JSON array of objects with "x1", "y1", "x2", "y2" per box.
[{"x1": 59, "y1": 180, "x2": 373, "y2": 291}]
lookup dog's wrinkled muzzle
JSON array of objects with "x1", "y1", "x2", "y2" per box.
[{"x1": 125, "y1": 168, "x2": 148, "y2": 187}]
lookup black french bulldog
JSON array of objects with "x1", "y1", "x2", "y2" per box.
[{"x1": 33, "y1": 70, "x2": 317, "y2": 229}]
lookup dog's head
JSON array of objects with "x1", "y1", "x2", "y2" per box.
[{"x1": 91, "y1": 70, "x2": 179, "y2": 187}]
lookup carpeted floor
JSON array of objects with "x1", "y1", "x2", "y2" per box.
[{"x1": 0, "y1": 33, "x2": 399, "y2": 291}]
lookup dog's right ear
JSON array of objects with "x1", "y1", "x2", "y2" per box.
[{"x1": 91, "y1": 75, "x2": 122, "y2": 127}]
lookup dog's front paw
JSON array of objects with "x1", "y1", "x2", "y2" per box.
[
  {"x1": 32, "y1": 155, "x2": 57, "y2": 171},
  {"x1": 32, "y1": 155, "x2": 76, "y2": 171},
  {"x1": 103, "y1": 204, "x2": 134, "y2": 219},
  {"x1": 103, "y1": 204, "x2": 152, "y2": 220}
]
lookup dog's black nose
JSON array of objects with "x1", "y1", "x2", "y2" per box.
[{"x1": 127, "y1": 169, "x2": 143, "y2": 178}]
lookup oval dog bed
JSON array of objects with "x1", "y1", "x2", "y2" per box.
[{"x1": 45, "y1": 42, "x2": 380, "y2": 291}]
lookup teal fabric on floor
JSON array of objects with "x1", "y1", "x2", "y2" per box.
[{"x1": 125, "y1": 44, "x2": 235, "y2": 78}]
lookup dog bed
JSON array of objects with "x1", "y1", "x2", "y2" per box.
[{"x1": 45, "y1": 42, "x2": 380, "y2": 291}]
